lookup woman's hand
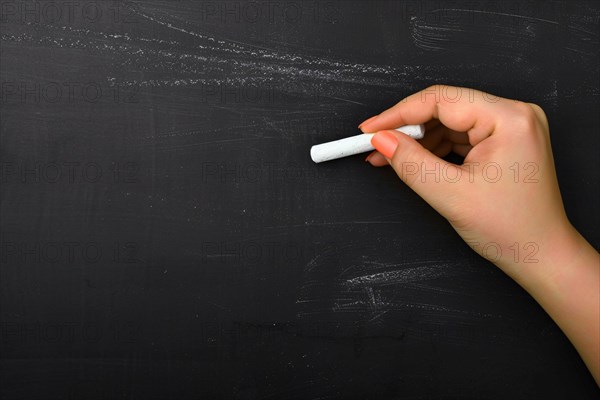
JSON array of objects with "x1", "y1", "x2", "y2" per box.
[{"x1": 360, "y1": 85, "x2": 599, "y2": 385}]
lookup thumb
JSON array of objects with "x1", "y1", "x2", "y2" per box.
[{"x1": 371, "y1": 130, "x2": 466, "y2": 215}]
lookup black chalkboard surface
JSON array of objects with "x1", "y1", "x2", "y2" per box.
[{"x1": 1, "y1": 1, "x2": 599, "y2": 399}]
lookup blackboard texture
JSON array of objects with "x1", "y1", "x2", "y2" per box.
[{"x1": 1, "y1": 1, "x2": 599, "y2": 399}]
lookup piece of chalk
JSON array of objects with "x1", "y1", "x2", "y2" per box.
[{"x1": 310, "y1": 124, "x2": 425, "y2": 163}]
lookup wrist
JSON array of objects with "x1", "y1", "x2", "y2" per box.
[
  {"x1": 499, "y1": 221, "x2": 600, "y2": 384},
  {"x1": 493, "y1": 219, "x2": 584, "y2": 292}
]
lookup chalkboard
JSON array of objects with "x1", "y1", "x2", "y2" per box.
[{"x1": 1, "y1": 1, "x2": 599, "y2": 398}]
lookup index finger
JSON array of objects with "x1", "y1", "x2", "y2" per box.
[{"x1": 360, "y1": 85, "x2": 512, "y2": 146}]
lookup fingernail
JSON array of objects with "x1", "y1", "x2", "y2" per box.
[
  {"x1": 358, "y1": 115, "x2": 378, "y2": 129},
  {"x1": 364, "y1": 152, "x2": 374, "y2": 162},
  {"x1": 371, "y1": 131, "x2": 398, "y2": 159}
]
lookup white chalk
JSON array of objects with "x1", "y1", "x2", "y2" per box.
[{"x1": 310, "y1": 124, "x2": 425, "y2": 163}]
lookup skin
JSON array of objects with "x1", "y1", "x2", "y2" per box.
[{"x1": 359, "y1": 85, "x2": 600, "y2": 385}]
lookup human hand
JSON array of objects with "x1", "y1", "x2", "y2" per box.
[
  {"x1": 359, "y1": 85, "x2": 599, "y2": 384},
  {"x1": 360, "y1": 85, "x2": 568, "y2": 278}
]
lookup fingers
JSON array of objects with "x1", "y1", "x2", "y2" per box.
[
  {"x1": 417, "y1": 124, "x2": 469, "y2": 151},
  {"x1": 365, "y1": 151, "x2": 388, "y2": 167},
  {"x1": 452, "y1": 143, "x2": 473, "y2": 157},
  {"x1": 359, "y1": 85, "x2": 514, "y2": 146},
  {"x1": 431, "y1": 140, "x2": 453, "y2": 158},
  {"x1": 446, "y1": 129, "x2": 470, "y2": 145},
  {"x1": 371, "y1": 130, "x2": 466, "y2": 212},
  {"x1": 418, "y1": 125, "x2": 445, "y2": 150},
  {"x1": 366, "y1": 127, "x2": 472, "y2": 167},
  {"x1": 424, "y1": 119, "x2": 441, "y2": 131},
  {"x1": 366, "y1": 140, "x2": 471, "y2": 166}
]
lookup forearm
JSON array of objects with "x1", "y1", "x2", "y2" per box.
[
  {"x1": 360, "y1": 86, "x2": 599, "y2": 384},
  {"x1": 498, "y1": 224, "x2": 600, "y2": 385}
]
